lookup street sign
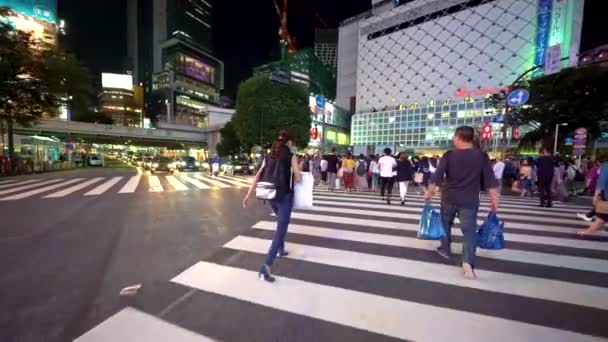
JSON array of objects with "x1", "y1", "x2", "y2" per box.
[
  {"x1": 573, "y1": 138, "x2": 586, "y2": 145},
  {"x1": 574, "y1": 134, "x2": 587, "y2": 139},
  {"x1": 316, "y1": 96, "x2": 326, "y2": 109},
  {"x1": 507, "y1": 89, "x2": 529, "y2": 107},
  {"x1": 573, "y1": 144, "x2": 587, "y2": 149},
  {"x1": 574, "y1": 127, "x2": 588, "y2": 135},
  {"x1": 544, "y1": 44, "x2": 562, "y2": 75},
  {"x1": 564, "y1": 137, "x2": 573, "y2": 146},
  {"x1": 573, "y1": 148, "x2": 586, "y2": 156}
]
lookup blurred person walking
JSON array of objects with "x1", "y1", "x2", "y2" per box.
[
  {"x1": 396, "y1": 152, "x2": 414, "y2": 205},
  {"x1": 379, "y1": 148, "x2": 397, "y2": 204}
]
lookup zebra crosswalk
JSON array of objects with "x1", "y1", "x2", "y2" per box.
[
  {"x1": 76, "y1": 190, "x2": 608, "y2": 341},
  {"x1": 0, "y1": 174, "x2": 254, "y2": 201}
]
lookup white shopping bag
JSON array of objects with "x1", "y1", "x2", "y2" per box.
[{"x1": 294, "y1": 172, "x2": 314, "y2": 209}]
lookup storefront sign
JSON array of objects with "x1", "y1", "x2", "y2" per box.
[
  {"x1": 534, "y1": 0, "x2": 553, "y2": 72},
  {"x1": 544, "y1": 44, "x2": 562, "y2": 75},
  {"x1": 455, "y1": 86, "x2": 509, "y2": 97}
]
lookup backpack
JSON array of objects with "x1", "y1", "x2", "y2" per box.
[
  {"x1": 255, "y1": 156, "x2": 282, "y2": 200},
  {"x1": 356, "y1": 160, "x2": 368, "y2": 176}
]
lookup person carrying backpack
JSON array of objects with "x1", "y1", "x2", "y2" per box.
[
  {"x1": 242, "y1": 129, "x2": 303, "y2": 282},
  {"x1": 355, "y1": 154, "x2": 368, "y2": 192}
]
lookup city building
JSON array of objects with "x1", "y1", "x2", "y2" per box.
[
  {"x1": 308, "y1": 95, "x2": 351, "y2": 152},
  {"x1": 578, "y1": 44, "x2": 608, "y2": 66},
  {"x1": 126, "y1": 0, "x2": 224, "y2": 129},
  {"x1": 0, "y1": 0, "x2": 58, "y2": 45},
  {"x1": 314, "y1": 29, "x2": 338, "y2": 70},
  {"x1": 339, "y1": 0, "x2": 585, "y2": 154},
  {"x1": 255, "y1": 49, "x2": 337, "y2": 101},
  {"x1": 99, "y1": 73, "x2": 143, "y2": 127}
]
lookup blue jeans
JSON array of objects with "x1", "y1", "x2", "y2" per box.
[
  {"x1": 439, "y1": 202, "x2": 479, "y2": 266},
  {"x1": 264, "y1": 192, "x2": 294, "y2": 266}
]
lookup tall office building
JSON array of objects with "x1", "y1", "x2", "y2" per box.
[
  {"x1": 314, "y1": 29, "x2": 338, "y2": 70},
  {"x1": 127, "y1": 0, "x2": 224, "y2": 129}
]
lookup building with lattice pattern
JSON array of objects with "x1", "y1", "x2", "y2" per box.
[
  {"x1": 339, "y1": 0, "x2": 585, "y2": 154},
  {"x1": 314, "y1": 29, "x2": 339, "y2": 70}
]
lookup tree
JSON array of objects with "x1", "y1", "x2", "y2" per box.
[
  {"x1": 216, "y1": 120, "x2": 241, "y2": 157},
  {"x1": 1, "y1": 9, "x2": 57, "y2": 166},
  {"x1": 488, "y1": 65, "x2": 608, "y2": 149},
  {"x1": 1, "y1": 8, "x2": 96, "y2": 169},
  {"x1": 232, "y1": 74, "x2": 311, "y2": 149},
  {"x1": 146, "y1": 92, "x2": 166, "y2": 127}
]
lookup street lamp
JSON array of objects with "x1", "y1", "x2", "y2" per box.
[{"x1": 554, "y1": 123, "x2": 568, "y2": 155}]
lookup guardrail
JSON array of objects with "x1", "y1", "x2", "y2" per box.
[{"x1": 15, "y1": 119, "x2": 207, "y2": 143}]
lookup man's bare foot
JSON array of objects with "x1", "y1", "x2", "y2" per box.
[{"x1": 463, "y1": 263, "x2": 476, "y2": 280}]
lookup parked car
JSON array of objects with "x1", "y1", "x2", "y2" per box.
[
  {"x1": 88, "y1": 154, "x2": 103, "y2": 167},
  {"x1": 150, "y1": 157, "x2": 176, "y2": 173},
  {"x1": 176, "y1": 157, "x2": 200, "y2": 172}
]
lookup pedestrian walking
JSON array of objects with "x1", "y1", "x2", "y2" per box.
[
  {"x1": 493, "y1": 158, "x2": 505, "y2": 194},
  {"x1": 342, "y1": 152, "x2": 356, "y2": 192},
  {"x1": 519, "y1": 160, "x2": 533, "y2": 197},
  {"x1": 577, "y1": 157, "x2": 608, "y2": 236},
  {"x1": 369, "y1": 155, "x2": 380, "y2": 192},
  {"x1": 355, "y1": 154, "x2": 369, "y2": 192},
  {"x1": 379, "y1": 148, "x2": 397, "y2": 204},
  {"x1": 424, "y1": 126, "x2": 499, "y2": 280},
  {"x1": 396, "y1": 152, "x2": 414, "y2": 205},
  {"x1": 536, "y1": 147, "x2": 555, "y2": 208},
  {"x1": 324, "y1": 148, "x2": 339, "y2": 191},
  {"x1": 242, "y1": 129, "x2": 303, "y2": 282}
]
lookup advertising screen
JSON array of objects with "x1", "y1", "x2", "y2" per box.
[
  {"x1": 102, "y1": 73, "x2": 133, "y2": 91},
  {"x1": 183, "y1": 55, "x2": 215, "y2": 84},
  {"x1": 0, "y1": 0, "x2": 57, "y2": 23}
]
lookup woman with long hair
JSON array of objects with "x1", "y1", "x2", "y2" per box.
[
  {"x1": 369, "y1": 155, "x2": 380, "y2": 192},
  {"x1": 243, "y1": 129, "x2": 302, "y2": 282},
  {"x1": 396, "y1": 152, "x2": 414, "y2": 205}
]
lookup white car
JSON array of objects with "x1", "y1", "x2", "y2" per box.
[{"x1": 88, "y1": 154, "x2": 103, "y2": 167}]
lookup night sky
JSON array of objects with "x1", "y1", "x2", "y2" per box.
[{"x1": 57, "y1": 0, "x2": 606, "y2": 98}]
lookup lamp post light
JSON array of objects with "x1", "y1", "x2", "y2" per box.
[{"x1": 554, "y1": 122, "x2": 568, "y2": 155}]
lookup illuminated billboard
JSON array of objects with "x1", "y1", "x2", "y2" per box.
[
  {"x1": 0, "y1": 0, "x2": 57, "y2": 24},
  {"x1": 183, "y1": 55, "x2": 215, "y2": 84},
  {"x1": 102, "y1": 73, "x2": 133, "y2": 91}
]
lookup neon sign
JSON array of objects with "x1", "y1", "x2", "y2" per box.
[{"x1": 455, "y1": 86, "x2": 509, "y2": 97}]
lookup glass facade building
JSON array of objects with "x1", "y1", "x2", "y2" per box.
[{"x1": 351, "y1": 99, "x2": 513, "y2": 153}]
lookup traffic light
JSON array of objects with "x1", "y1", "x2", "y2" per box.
[
  {"x1": 512, "y1": 126, "x2": 520, "y2": 139},
  {"x1": 481, "y1": 124, "x2": 492, "y2": 140}
]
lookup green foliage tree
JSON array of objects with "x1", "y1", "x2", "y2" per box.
[
  {"x1": 232, "y1": 74, "x2": 311, "y2": 150},
  {"x1": 216, "y1": 120, "x2": 241, "y2": 157},
  {"x1": 488, "y1": 65, "x2": 608, "y2": 149},
  {"x1": 1, "y1": 8, "x2": 97, "y2": 168}
]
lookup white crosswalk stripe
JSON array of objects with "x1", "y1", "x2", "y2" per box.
[
  {"x1": 139, "y1": 190, "x2": 607, "y2": 341},
  {"x1": 0, "y1": 178, "x2": 40, "y2": 190},
  {"x1": 0, "y1": 178, "x2": 83, "y2": 200},
  {"x1": 148, "y1": 176, "x2": 164, "y2": 192},
  {"x1": 179, "y1": 174, "x2": 212, "y2": 189},
  {"x1": 74, "y1": 307, "x2": 216, "y2": 342},
  {"x1": 43, "y1": 178, "x2": 105, "y2": 198},
  {"x1": 0, "y1": 174, "x2": 256, "y2": 200},
  {"x1": 85, "y1": 177, "x2": 123, "y2": 196},
  {"x1": 118, "y1": 175, "x2": 141, "y2": 194},
  {"x1": 192, "y1": 174, "x2": 231, "y2": 188},
  {"x1": 165, "y1": 175, "x2": 189, "y2": 191},
  {"x1": 0, "y1": 178, "x2": 64, "y2": 196}
]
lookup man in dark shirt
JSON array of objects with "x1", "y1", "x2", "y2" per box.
[
  {"x1": 324, "y1": 148, "x2": 340, "y2": 191},
  {"x1": 536, "y1": 147, "x2": 555, "y2": 208},
  {"x1": 424, "y1": 126, "x2": 499, "y2": 280}
]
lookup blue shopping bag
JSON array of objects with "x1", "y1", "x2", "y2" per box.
[
  {"x1": 418, "y1": 203, "x2": 447, "y2": 240},
  {"x1": 478, "y1": 212, "x2": 505, "y2": 250}
]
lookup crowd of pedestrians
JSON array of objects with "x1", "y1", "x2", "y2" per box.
[{"x1": 244, "y1": 126, "x2": 608, "y2": 283}]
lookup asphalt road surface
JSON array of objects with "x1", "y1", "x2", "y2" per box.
[{"x1": 1, "y1": 169, "x2": 607, "y2": 342}]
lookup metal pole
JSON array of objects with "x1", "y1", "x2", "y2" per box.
[{"x1": 553, "y1": 123, "x2": 559, "y2": 155}]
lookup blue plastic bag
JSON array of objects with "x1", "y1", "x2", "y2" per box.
[
  {"x1": 478, "y1": 212, "x2": 505, "y2": 250},
  {"x1": 418, "y1": 203, "x2": 447, "y2": 240}
]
